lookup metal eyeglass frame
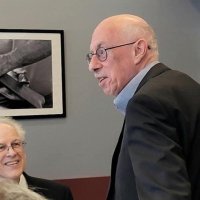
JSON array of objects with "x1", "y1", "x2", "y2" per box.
[{"x1": 86, "y1": 41, "x2": 138, "y2": 64}]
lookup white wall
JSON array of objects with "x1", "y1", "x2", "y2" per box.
[{"x1": 0, "y1": 0, "x2": 199, "y2": 179}]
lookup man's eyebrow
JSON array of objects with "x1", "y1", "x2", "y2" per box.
[{"x1": 90, "y1": 42, "x2": 105, "y2": 52}]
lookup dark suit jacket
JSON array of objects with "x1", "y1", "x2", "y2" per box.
[
  {"x1": 24, "y1": 173, "x2": 73, "y2": 200},
  {"x1": 107, "y1": 63, "x2": 200, "y2": 200}
]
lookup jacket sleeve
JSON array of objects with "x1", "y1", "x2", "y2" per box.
[
  {"x1": 125, "y1": 94, "x2": 191, "y2": 200},
  {"x1": 64, "y1": 187, "x2": 74, "y2": 200}
]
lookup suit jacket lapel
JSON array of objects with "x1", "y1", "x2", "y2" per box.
[
  {"x1": 135, "y1": 63, "x2": 170, "y2": 94},
  {"x1": 23, "y1": 172, "x2": 34, "y2": 187},
  {"x1": 107, "y1": 120, "x2": 125, "y2": 199}
]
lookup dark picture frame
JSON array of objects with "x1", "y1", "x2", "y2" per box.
[{"x1": 0, "y1": 29, "x2": 66, "y2": 118}]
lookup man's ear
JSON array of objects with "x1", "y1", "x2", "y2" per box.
[{"x1": 133, "y1": 39, "x2": 148, "y2": 64}]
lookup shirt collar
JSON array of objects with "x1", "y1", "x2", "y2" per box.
[
  {"x1": 19, "y1": 174, "x2": 28, "y2": 188},
  {"x1": 114, "y1": 61, "x2": 159, "y2": 115}
]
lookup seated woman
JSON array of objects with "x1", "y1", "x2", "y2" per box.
[{"x1": 0, "y1": 117, "x2": 73, "y2": 200}]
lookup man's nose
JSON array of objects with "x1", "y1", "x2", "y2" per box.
[{"x1": 88, "y1": 55, "x2": 102, "y2": 72}]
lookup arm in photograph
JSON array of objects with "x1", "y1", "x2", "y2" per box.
[{"x1": 0, "y1": 40, "x2": 51, "y2": 76}]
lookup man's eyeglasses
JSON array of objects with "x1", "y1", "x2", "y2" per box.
[
  {"x1": 0, "y1": 140, "x2": 26, "y2": 153},
  {"x1": 86, "y1": 41, "x2": 137, "y2": 64}
]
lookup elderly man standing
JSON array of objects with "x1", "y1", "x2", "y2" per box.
[
  {"x1": 0, "y1": 117, "x2": 73, "y2": 200},
  {"x1": 87, "y1": 14, "x2": 200, "y2": 200}
]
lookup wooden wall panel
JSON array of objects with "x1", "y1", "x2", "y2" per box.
[{"x1": 55, "y1": 176, "x2": 110, "y2": 200}]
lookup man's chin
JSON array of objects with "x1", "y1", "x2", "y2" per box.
[
  {"x1": 102, "y1": 88, "x2": 117, "y2": 96},
  {"x1": 102, "y1": 89, "x2": 112, "y2": 96}
]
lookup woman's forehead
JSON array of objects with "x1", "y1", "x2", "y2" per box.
[{"x1": 0, "y1": 124, "x2": 19, "y2": 140}]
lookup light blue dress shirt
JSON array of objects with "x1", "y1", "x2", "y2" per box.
[{"x1": 114, "y1": 61, "x2": 159, "y2": 115}]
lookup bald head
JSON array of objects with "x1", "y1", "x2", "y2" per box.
[
  {"x1": 91, "y1": 14, "x2": 158, "y2": 58},
  {"x1": 96, "y1": 14, "x2": 149, "y2": 34}
]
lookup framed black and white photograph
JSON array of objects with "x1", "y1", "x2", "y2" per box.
[{"x1": 0, "y1": 29, "x2": 66, "y2": 118}]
